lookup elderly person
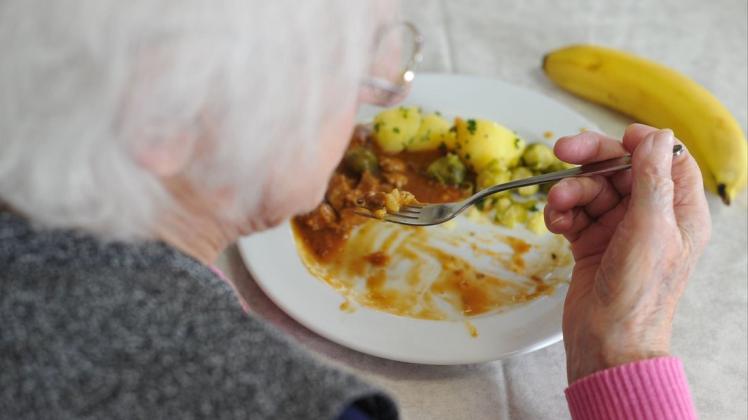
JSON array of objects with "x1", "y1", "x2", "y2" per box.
[{"x1": 0, "y1": 1, "x2": 710, "y2": 419}]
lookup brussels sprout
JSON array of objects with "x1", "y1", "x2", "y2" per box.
[
  {"x1": 426, "y1": 153, "x2": 466, "y2": 185},
  {"x1": 511, "y1": 167, "x2": 539, "y2": 196},
  {"x1": 343, "y1": 147, "x2": 378, "y2": 174},
  {"x1": 522, "y1": 143, "x2": 556, "y2": 171}
]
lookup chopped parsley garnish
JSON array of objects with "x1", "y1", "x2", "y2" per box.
[
  {"x1": 449, "y1": 126, "x2": 457, "y2": 133},
  {"x1": 393, "y1": 127, "x2": 400, "y2": 133},
  {"x1": 435, "y1": 111, "x2": 442, "y2": 116},
  {"x1": 399, "y1": 107, "x2": 409, "y2": 119},
  {"x1": 528, "y1": 204, "x2": 538, "y2": 212},
  {"x1": 373, "y1": 122, "x2": 381, "y2": 132},
  {"x1": 514, "y1": 137, "x2": 521, "y2": 148},
  {"x1": 466, "y1": 119, "x2": 477, "y2": 135}
]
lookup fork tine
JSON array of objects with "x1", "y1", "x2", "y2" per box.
[
  {"x1": 352, "y1": 210, "x2": 377, "y2": 219},
  {"x1": 396, "y1": 206, "x2": 422, "y2": 215},
  {"x1": 383, "y1": 214, "x2": 419, "y2": 225},
  {"x1": 402, "y1": 203, "x2": 426, "y2": 209},
  {"x1": 389, "y1": 212, "x2": 419, "y2": 220}
]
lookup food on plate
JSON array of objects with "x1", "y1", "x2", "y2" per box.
[
  {"x1": 409, "y1": 113, "x2": 455, "y2": 152},
  {"x1": 367, "y1": 188, "x2": 419, "y2": 219},
  {"x1": 543, "y1": 44, "x2": 747, "y2": 204},
  {"x1": 426, "y1": 153, "x2": 467, "y2": 185},
  {"x1": 522, "y1": 143, "x2": 556, "y2": 171},
  {"x1": 510, "y1": 167, "x2": 539, "y2": 196},
  {"x1": 343, "y1": 146, "x2": 379, "y2": 175},
  {"x1": 293, "y1": 108, "x2": 573, "y2": 324},
  {"x1": 454, "y1": 117, "x2": 526, "y2": 171},
  {"x1": 295, "y1": 124, "x2": 463, "y2": 260},
  {"x1": 372, "y1": 106, "x2": 422, "y2": 153}
]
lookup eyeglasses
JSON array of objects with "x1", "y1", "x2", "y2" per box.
[{"x1": 359, "y1": 21, "x2": 423, "y2": 106}]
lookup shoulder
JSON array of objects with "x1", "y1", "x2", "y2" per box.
[{"x1": 0, "y1": 225, "x2": 391, "y2": 419}]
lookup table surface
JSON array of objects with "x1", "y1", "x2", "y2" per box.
[{"x1": 217, "y1": 1, "x2": 748, "y2": 418}]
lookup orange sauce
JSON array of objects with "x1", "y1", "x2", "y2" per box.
[
  {"x1": 292, "y1": 127, "x2": 573, "y2": 337},
  {"x1": 293, "y1": 219, "x2": 571, "y2": 324},
  {"x1": 465, "y1": 321, "x2": 479, "y2": 338},
  {"x1": 293, "y1": 140, "x2": 466, "y2": 263}
]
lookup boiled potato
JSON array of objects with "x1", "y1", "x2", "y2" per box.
[
  {"x1": 494, "y1": 197, "x2": 512, "y2": 212},
  {"x1": 407, "y1": 113, "x2": 452, "y2": 152},
  {"x1": 522, "y1": 143, "x2": 555, "y2": 171},
  {"x1": 496, "y1": 203, "x2": 527, "y2": 228},
  {"x1": 511, "y1": 167, "x2": 539, "y2": 196},
  {"x1": 477, "y1": 163, "x2": 512, "y2": 189},
  {"x1": 476, "y1": 163, "x2": 511, "y2": 198},
  {"x1": 549, "y1": 156, "x2": 577, "y2": 172},
  {"x1": 373, "y1": 106, "x2": 421, "y2": 153},
  {"x1": 454, "y1": 117, "x2": 526, "y2": 172},
  {"x1": 526, "y1": 210, "x2": 548, "y2": 234}
]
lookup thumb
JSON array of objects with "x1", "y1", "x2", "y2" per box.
[
  {"x1": 593, "y1": 129, "x2": 678, "y2": 304},
  {"x1": 628, "y1": 129, "x2": 676, "y2": 218}
]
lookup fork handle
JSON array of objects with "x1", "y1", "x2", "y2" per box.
[{"x1": 471, "y1": 144, "x2": 684, "y2": 203}]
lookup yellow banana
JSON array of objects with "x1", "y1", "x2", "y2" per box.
[{"x1": 543, "y1": 44, "x2": 747, "y2": 205}]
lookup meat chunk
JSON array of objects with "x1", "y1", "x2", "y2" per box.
[
  {"x1": 379, "y1": 156, "x2": 406, "y2": 173},
  {"x1": 300, "y1": 203, "x2": 337, "y2": 231},
  {"x1": 326, "y1": 174, "x2": 354, "y2": 210}
]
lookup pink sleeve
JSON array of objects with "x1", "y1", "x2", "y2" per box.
[{"x1": 565, "y1": 356, "x2": 697, "y2": 420}]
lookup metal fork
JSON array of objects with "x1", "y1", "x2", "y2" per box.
[{"x1": 360, "y1": 144, "x2": 684, "y2": 226}]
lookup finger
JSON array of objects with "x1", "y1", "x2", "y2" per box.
[
  {"x1": 545, "y1": 208, "x2": 573, "y2": 234},
  {"x1": 599, "y1": 123, "x2": 658, "y2": 195},
  {"x1": 622, "y1": 123, "x2": 703, "y2": 210},
  {"x1": 622, "y1": 123, "x2": 658, "y2": 153},
  {"x1": 669, "y1": 142, "x2": 706, "y2": 205},
  {"x1": 554, "y1": 131, "x2": 628, "y2": 164},
  {"x1": 629, "y1": 129, "x2": 676, "y2": 219},
  {"x1": 564, "y1": 196, "x2": 630, "y2": 260},
  {"x1": 670, "y1": 145, "x2": 712, "y2": 253},
  {"x1": 546, "y1": 176, "x2": 621, "y2": 218},
  {"x1": 545, "y1": 207, "x2": 592, "y2": 243},
  {"x1": 610, "y1": 169, "x2": 633, "y2": 196}
]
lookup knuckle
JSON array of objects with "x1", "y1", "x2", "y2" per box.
[{"x1": 638, "y1": 169, "x2": 674, "y2": 196}]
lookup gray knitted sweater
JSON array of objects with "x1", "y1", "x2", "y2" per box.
[{"x1": 0, "y1": 212, "x2": 397, "y2": 419}]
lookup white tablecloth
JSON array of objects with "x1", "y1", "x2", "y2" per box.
[{"x1": 217, "y1": 1, "x2": 748, "y2": 418}]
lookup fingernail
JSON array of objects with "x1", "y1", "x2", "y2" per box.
[
  {"x1": 549, "y1": 210, "x2": 565, "y2": 225},
  {"x1": 653, "y1": 129, "x2": 674, "y2": 154}
]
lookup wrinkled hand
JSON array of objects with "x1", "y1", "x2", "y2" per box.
[{"x1": 544, "y1": 124, "x2": 711, "y2": 384}]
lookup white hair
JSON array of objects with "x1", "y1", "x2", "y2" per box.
[{"x1": 0, "y1": 0, "x2": 381, "y2": 239}]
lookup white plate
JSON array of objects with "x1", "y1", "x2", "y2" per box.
[{"x1": 238, "y1": 74, "x2": 595, "y2": 364}]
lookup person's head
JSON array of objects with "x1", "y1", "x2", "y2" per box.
[{"x1": 0, "y1": 0, "x2": 402, "y2": 242}]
